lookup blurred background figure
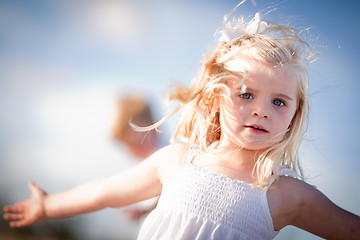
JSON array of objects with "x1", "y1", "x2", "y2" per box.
[{"x1": 112, "y1": 96, "x2": 158, "y2": 159}]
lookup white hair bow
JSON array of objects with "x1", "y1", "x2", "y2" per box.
[{"x1": 219, "y1": 12, "x2": 268, "y2": 45}]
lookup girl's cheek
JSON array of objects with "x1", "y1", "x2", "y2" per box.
[{"x1": 274, "y1": 108, "x2": 294, "y2": 126}]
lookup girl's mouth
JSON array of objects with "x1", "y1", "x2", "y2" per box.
[{"x1": 245, "y1": 125, "x2": 268, "y2": 133}]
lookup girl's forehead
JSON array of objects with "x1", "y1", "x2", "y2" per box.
[
  {"x1": 227, "y1": 58, "x2": 294, "y2": 76},
  {"x1": 231, "y1": 62, "x2": 294, "y2": 82},
  {"x1": 230, "y1": 63, "x2": 298, "y2": 95}
]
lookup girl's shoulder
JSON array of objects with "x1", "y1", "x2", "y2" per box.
[
  {"x1": 267, "y1": 176, "x2": 328, "y2": 231},
  {"x1": 151, "y1": 141, "x2": 188, "y2": 184},
  {"x1": 267, "y1": 176, "x2": 306, "y2": 230},
  {"x1": 152, "y1": 140, "x2": 187, "y2": 163}
]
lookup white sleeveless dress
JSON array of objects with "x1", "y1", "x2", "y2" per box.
[{"x1": 137, "y1": 153, "x2": 297, "y2": 240}]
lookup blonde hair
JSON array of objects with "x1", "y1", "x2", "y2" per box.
[{"x1": 135, "y1": 10, "x2": 314, "y2": 187}]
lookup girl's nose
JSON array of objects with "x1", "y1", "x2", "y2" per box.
[{"x1": 252, "y1": 101, "x2": 269, "y2": 119}]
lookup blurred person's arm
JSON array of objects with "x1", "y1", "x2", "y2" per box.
[{"x1": 3, "y1": 143, "x2": 184, "y2": 228}]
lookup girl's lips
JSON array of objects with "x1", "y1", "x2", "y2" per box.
[{"x1": 244, "y1": 124, "x2": 269, "y2": 133}]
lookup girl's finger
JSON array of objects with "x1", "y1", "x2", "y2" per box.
[
  {"x1": 29, "y1": 181, "x2": 38, "y2": 193},
  {"x1": 3, "y1": 205, "x2": 23, "y2": 214},
  {"x1": 29, "y1": 181, "x2": 47, "y2": 196},
  {"x1": 9, "y1": 219, "x2": 28, "y2": 228},
  {"x1": 3, "y1": 213, "x2": 23, "y2": 221}
]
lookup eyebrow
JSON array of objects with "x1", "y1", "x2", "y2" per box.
[
  {"x1": 240, "y1": 86, "x2": 295, "y2": 102},
  {"x1": 276, "y1": 93, "x2": 295, "y2": 102}
]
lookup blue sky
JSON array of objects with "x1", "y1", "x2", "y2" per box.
[{"x1": 0, "y1": 0, "x2": 359, "y2": 239}]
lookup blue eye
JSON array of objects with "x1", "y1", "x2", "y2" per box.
[
  {"x1": 273, "y1": 99, "x2": 285, "y2": 107},
  {"x1": 240, "y1": 93, "x2": 253, "y2": 100}
]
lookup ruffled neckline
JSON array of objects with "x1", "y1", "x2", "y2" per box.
[{"x1": 186, "y1": 161, "x2": 263, "y2": 189}]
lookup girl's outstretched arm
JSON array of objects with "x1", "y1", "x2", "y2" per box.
[
  {"x1": 3, "y1": 143, "x2": 183, "y2": 228},
  {"x1": 269, "y1": 177, "x2": 360, "y2": 239}
]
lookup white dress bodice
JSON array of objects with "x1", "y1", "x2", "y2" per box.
[{"x1": 137, "y1": 157, "x2": 297, "y2": 240}]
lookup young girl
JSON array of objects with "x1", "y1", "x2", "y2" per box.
[{"x1": 3, "y1": 2, "x2": 360, "y2": 239}]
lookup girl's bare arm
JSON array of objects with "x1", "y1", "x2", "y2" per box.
[
  {"x1": 3, "y1": 143, "x2": 182, "y2": 228},
  {"x1": 269, "y1": 177, "x2": 360, "y2": 239}
]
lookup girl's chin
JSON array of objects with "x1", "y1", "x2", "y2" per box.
[
  {"x1": 232, "y1": 140, "x2": 275, "y2": 151},
  {"x1": 218, "y1": 136, "x2": 279, "y2": 151}
]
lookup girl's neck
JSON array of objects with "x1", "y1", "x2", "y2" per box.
[
  {"x1": 194, "y1": 142, "x2": 263, "y2": 184},
  {"x1": 205, "y1": 141, "x2": 263, "y2": 171}
]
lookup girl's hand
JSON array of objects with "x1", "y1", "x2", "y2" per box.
[{"x1": 3, "y1": 182, "x2": 48, "y2": 228}]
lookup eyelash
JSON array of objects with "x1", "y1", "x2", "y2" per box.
[
  {"x1": 239, "y1": 93, "x2": 286, "y2": 107},
  {"x1": 239, "y1": 93, "x2": 253, "y2": 100},
  {"x1": 273, "y1": 99, "x2": 285, "y2": 107}
]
